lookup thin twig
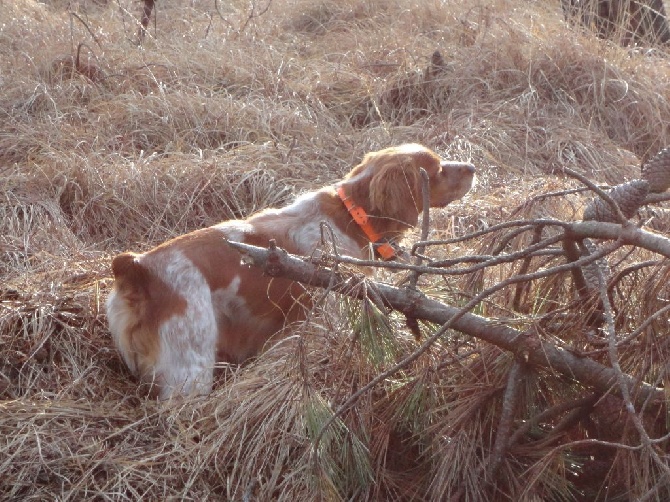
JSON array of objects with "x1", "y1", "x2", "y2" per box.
[
  {"x1": 612, "y1": 303, "x2": 670, "y2": 348},
  {"x1": 415, "y1": 248, "x2": 565, "y2": 266},
  {"x1": 69, "y1": 12, "x2": 103, "y2": 50},
  {"x1": 412, "y1": 219, "x2": 564, "y2": 251},
  {"x1": 512, "y1": 225, "x2": 544, "y2": 311},
  {"x1": 607, "y1": 260, "x2": 661, "y2": 295},
  {"x1": 213, "y1": 0, "x2": 236, "y2": 30},
  {"x1": 549, "y1": 430, "x2": 670, "y2": 452},
  {"x1": 407, "y1": 168, "x2": 431, "y2": 291},
  {"x1": 507, "y1": 392, "x2": 600, "y2": 448},
  {"x1": 487, "y1": 359, "x2": 526, "y2": 476},
  {"x1": 239, "y1": 0, "x2": 273, "y2": 34},
  {"x1": 325, "y1": 232, "x2": 624, "y2": 310},
  {"x1": 341, "y1": 233, "x2": 565, "y2": 277},
  {"x1": 595, "y1": 236, "x2": 670, "y2": 479},
  {"x1": 513, "y1": 184, "x2": 600, "y2": 208},
  {"x1": 490, "y1": 225, "x2": 536, "y2": 256}
]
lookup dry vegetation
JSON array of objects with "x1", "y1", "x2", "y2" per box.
[{"x1": 2, "y1": 0, "x2": 670, "y2": 500}]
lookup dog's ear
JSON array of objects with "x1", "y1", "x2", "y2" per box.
[{"x1": 368, "y1": 153, "x2": 422, "y2": 227}]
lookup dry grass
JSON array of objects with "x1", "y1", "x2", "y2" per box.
[{"x1": 2, "y1": 0, "x2": 670, "y2": 500}]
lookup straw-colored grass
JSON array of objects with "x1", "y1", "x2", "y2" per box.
[{"x1": 2, "y1": 0, "x2": 670, "y2": 499}]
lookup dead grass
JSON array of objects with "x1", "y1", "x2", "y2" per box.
[{"x1": 2, "y1": 0, "x2": 670, "y2": 499}]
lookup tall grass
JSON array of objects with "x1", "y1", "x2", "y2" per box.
[{"x1": 2, "y1": 0, "x2": 670, "y2": 499}]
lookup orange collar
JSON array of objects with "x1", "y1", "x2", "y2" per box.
[{"x1": 336, "y1": 186, "x2": 396, "y2": 260}]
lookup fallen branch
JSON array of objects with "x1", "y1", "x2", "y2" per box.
[
  {"x1": 224, "y1": 239, "x2": 665, "y2": 409},
  {"x1": 419, "y1": 219, "x2": 670, "y2": 261},
  {"x1": 566, "y1": 220, "x2": 670, "y2": 258}
]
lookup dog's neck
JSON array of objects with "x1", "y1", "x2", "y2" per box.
[
  {"x1": 335, "y1": 186, "x2": 397, "y2": 260},
  {"x1": 310, "y1": 185, "x2": 411, "y2": 259}
]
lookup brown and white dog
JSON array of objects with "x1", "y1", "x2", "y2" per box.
[{"x1": 106, "y1": 144, "x2": 475, "y2": 399}]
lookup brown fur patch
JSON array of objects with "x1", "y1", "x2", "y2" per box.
[{"x1": 110, "y1": 253, "x2": 187, "y2": 379}]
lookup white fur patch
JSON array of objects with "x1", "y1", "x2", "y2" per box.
[
  {"x1": 268, "y1": 193, "x2": 363, "y2": 258},
  {"x1": 105, "y1": 288, "x2": 138, "y2": 374},
  {"x1": 395, "y1": 143, "x2": 427, "y2": 154},
  {"x1": 215, "y1": 195, "x2": 363, "y2": 259},
  {"x1": 211, "y1": 275, "x2": 245, "y2": 329},
  {"x1": 210, "y1": 275, "x2": 274, "y2": 361},
  {"x1": 148, "y1": 249, "x2": 218, "y2": 399},
  {"x1": 214, "y1": 220, "x2": 253, "y2": 242}
]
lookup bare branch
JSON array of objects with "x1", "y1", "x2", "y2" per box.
[
  {"x1": 412, "y1": 219, "x2": 564, "y2": 251},
  {"x1": 487, "y1": 359, "x2": 526, "y2": 477},
  {"x1": 566, "y1": 220, "x2": 670, "y2": 258},
  {"x1": 69, "y1": 12, "x2": 103, "y2": 50},
  {"x1": 223, "y1": 238, "x2": 665, "y2": 408},
  {"x1": 407, "y1": 168, "x2": 431, "y2": 291},
  {"x1": 644, "y1": 192, "x2": 670, "y2": 205},
  {"x1": 597, "y1": 245, "x2": 670, "y2": 478},
  {"x1": 562, "y1": 236, "x2": 592, "y2": 302},
  {"x1": 335, "y1": 231, "x2": 619, "y2": 288},
  {"x1": 508, "y1": 392, "x2": 601, "y2": 448},
  {"x1": 512, "y1": 225, "x2": 544, "y2": 311}
]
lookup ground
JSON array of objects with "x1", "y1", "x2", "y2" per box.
[{"x1": 1, "y1": 0, "x2": 670, "y2": 500}]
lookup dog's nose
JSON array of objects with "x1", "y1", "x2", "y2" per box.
[
  {"x1": 462, "y1": 163, "x2": 475, "y2": 175},
  {"x1": 442, "y1": 161, "x2": 475, "y2": 175}
]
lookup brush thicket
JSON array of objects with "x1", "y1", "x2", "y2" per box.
[{"x1": 2, "y1": 0, "x2": 670, "y2": 499}]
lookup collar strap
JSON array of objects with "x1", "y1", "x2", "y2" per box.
[{"x1": 336, "y1": 186, "x2": 396, "y2": 260}]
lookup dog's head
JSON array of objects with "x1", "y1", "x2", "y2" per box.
[{"x1": 343, "y1": 144, "x2": 475, "y2": 232}]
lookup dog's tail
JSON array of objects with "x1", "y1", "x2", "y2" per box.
[
  {"x1": 110, "y1": 252, "x2": 152, "y2": 325},
  {"x1": 111, "y1": 252, "x2": 149, "y2": 291},
  {"x1": 106, "y1": 252, "x2": 158, "y2": 380}
]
